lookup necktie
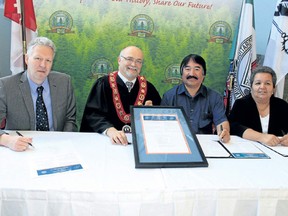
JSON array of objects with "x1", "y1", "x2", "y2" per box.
[
  {"x1": 36, "y1": 86, "x2": 49, "y2": 131},
  {"x1": 126, "y1": 81, "x2": 133, "y2": 92}
]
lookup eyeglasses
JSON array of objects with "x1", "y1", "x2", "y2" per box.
[{"x1": 121, "y1": 56, "x2": 143, "y2": 65}]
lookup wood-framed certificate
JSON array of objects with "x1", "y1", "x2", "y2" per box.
[{"x1": 130, "y1": 106, "x2": 208, "y2": 168}]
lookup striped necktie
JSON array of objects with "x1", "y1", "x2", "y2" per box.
[{"x1": 126, "y1": 81, "x2": 133, "y2": 92}]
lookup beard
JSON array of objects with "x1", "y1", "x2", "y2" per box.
[{"x1": 123, "y1": 67, "x2": 139, "y2": 79}]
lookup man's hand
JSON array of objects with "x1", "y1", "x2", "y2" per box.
[
  {"x1": 0, "y1": 134, "x2": 33, "y2": 151},
  {"x1": 218, "y1": 128, "x2": 230, "y2": 143},
  {"x1": 106, "y1": 127, "x2": 129, "y2": 145},
  {"x1": 144, "y1": 100, "x2": 153, "y2": 106},
  {"x1": 217, "y1": 122, "x2": 230, "y2": 143}
]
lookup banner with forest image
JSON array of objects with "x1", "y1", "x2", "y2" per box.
[{"x1": 33, "y1": 0, "x2": 243, "y2": 126}]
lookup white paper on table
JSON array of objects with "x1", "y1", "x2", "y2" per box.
[
  {"x1": 220, "y1": 136, "x2": 270, "y2": 158},
  {"x1": 261, "y1": 140, "x2": 288, "y2": 157},
  {"x1": 141, "y1": 114, "x2": 190, "y2": 154},
  {"x1": 196, "y1": 135, "x2": 231, "y2": 158},
  {"x1": 30, "y1": 149, "x2": 83, "y2": 177},
  {"x1": 222, "y1": 136, "x2": 264, "y2": 153}
]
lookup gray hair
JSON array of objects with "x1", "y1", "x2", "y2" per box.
[
  {"x1": 250, "y1": 66, "x2": 277, "y2": 88},
  {"x1": 26, "y1": 37, "x2": 56, "y2": 58}
]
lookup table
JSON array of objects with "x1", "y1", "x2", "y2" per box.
[{"x1": 1, "y1": 131, "x2": 288, "y2": 216}]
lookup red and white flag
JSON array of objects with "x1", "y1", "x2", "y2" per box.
[
  {"x1": 263, "y1": 0, "x2": 288, "y2": 99},
  {"x1": 4, "y1": 0, "x2": 37, "y2": 74}
]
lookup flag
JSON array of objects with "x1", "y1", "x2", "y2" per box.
[
  {"x1": 223, "y1": 60, "x2": 235, "y2": 115},
  {"x1": 4, "y1": 0, "x2": 37, "y2": 74},
  {"x1": 4, "y1": 0, "x2": 37, "y2": 31},
  {"x1": 225, "y1": 0, "x2": 257, "y2": 112},
  {"x1": 263, "y1": 0, "x2": 288, "y2": 99}
]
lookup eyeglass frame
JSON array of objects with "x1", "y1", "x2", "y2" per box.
[{"x1": 120, "y1": 55, "x2": 143, "y2": 65}]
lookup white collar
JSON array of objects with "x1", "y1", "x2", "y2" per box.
[{"x1": 118, "y1": 71, "x2": 136, "y2": 85}]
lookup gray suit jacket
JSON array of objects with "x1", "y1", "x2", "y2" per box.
[{"x1": 0, "y1": 71, "x2": 77, "y2": 134}]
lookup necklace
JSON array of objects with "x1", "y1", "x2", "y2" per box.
[{"x1": 109, "y1": 71, "x2": 147, "y2": 124}]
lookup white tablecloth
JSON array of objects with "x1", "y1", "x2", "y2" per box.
[{"x1": 1, "y1": 131, "x2": 288, "y2": 216}]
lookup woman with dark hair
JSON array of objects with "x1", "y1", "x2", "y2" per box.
[{"x1": 229, "y1": 66, "x2": 288, "y2": 146}]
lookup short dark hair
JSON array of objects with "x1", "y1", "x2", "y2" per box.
[
  {"x1": 250, "y1": 66, "x2": 277, "y2": 87},
  {"x1": 180, "y1": 54, "x2": 206, "y2": 75}
]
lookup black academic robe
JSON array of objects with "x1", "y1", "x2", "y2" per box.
[{"x1": 80, "y1": 73, "x2": 161, "y2": 133}]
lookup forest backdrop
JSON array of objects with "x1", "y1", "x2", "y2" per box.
[{"x1": 33, "y1": 0, "x2": 242, "y2": 125}]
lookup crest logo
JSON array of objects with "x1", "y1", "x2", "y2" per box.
[
  {"x1": 129, "y1": 14, "x2": 154, "y2": 38},
  {"x1": 281, "y1": 33, "x2": 288, "y2": 54},
  {"x1": 209, "y1": 21, "x2": 232, "y2": 44},
  {"x1": 47, "y1": 10, "x2": 74, "y2": 34},
  {"x1": 90, "y1": 58, "x2": 113, "y2": 79},
  {"x1": 163, "y1": 64, "x2": 182, "y2": 84}
]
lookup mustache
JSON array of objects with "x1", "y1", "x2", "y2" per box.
[
  {"x1": 128, "y1": 66, "x2": 138, "y2": 71},
  {"x1": 186, "y1": 75, "x2": 198, "y2": 80}
]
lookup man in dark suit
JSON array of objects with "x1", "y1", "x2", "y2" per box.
[{"x1": 0, "y1": 37, "x2": 77, "y2": 151}]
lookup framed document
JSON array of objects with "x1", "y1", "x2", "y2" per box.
[{"x1": 130, "y1": 106, "x2": 208, "y2": 168}]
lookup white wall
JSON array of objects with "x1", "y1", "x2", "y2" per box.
[{"x1": 254, "y1": 0, "x2": 278, "y2": 55}]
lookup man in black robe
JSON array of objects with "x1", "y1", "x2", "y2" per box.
[{"x1": 80, "y1": 46, "x2": 161, "y2": 145}]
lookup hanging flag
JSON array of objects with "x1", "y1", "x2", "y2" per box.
[
  {"x1": 4, "y1": 0, "x2": 37, "y2": 74},
  {"x1": 263, "y1": 0, "x2": 288, "y2": 99},
  {"x1": 10, "y1": 22, "x2": 37, "y2": 74},
  {"x1": 4, "y1": 0, "x2": 37, "y2": 31},
  {"x1": 225, "y1": 0, "x2": 257, "y2": 112}
]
